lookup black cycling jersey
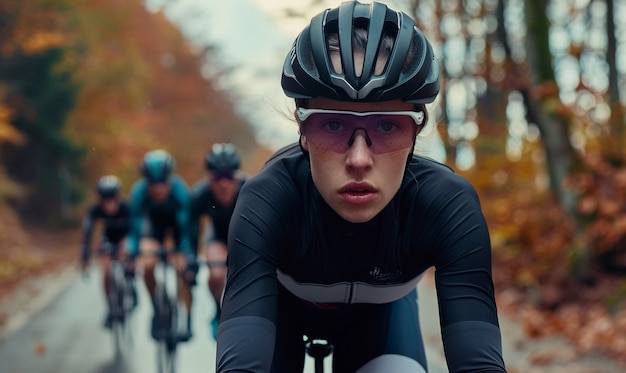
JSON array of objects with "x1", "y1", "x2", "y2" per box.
[
  {"x1": 80, "y1": 201, "x2": 130, "y2": 260},
  {"x1": 189, "y1": 178, "x2": 246, "y2": 250},
  {"x1": 216, "y1": 143, "x2": 506, "y2": 372}
]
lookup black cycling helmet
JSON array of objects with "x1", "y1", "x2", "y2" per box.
[
  {"x1": 205, "y1": 143, "x2": 240, "y2": 173},
  {"x1": 140, "y1": 149, "x2": 175, "y2": 183},
  {"x1": 281, "y1": 0, "x2": 439, "y2": 103},
  {"x1": 96, "y1": 175, "x2": 121, "y2": 199}
]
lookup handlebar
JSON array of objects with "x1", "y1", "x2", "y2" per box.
[{"x1": 153, "y1": 248, "x2": 170, "y2": 263}]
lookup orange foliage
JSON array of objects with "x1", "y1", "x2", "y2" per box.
[
  {"x1": 569, "y1": 153, "x2": 626, "y2": 256},
  {"x1": 62, "y1": 0, "x2": 265, "y2": 197},
  {"x1": 0, "y1": 100, "x2": 24, "y2": 145},
  {"x1": 0, "y1": 0, "x2": 73, "y2": 55},
  {"x1": 480, "y1": 147, "x2": 626, "y2": 365}
]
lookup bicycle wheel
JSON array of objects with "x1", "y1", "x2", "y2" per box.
[
  {"x1": 155, "y1": 290, "x2": 178, "y2": 373},
  {"x1": 157, "y1": 339, "x2": 176, "y2": 373},
  {"x1": 110, "y1": 308, "x2": 126, "y2": 359},
  {"x1": 108, "y1": 264, "x2": 126, "y2": 359},
  {"x1": 118, "y1": 275, "x2": 135, "y2": 349}
]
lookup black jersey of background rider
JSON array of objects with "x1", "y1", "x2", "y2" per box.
[
  {"x1": 190, "y1": 178, "x2": 246, "y2": 248},
  {"x1": 81, "y1": 201, "x2": 130, "y2": 247},
  {"x1": 218, "y1": 143, "x2": 504, "y2": 371}
]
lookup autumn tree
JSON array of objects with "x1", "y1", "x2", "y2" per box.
[
  {"x1": 0, "y1": 0, "x2": 264, "y2": 225},
  {"x1": 0, "y1": 0, "x2": 84, "y2": 224}
]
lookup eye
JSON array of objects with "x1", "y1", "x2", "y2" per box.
[
  {"x1": 322, "y1": 120, "x2": 345, "y2": 133},
  {"x1": 376, "y1": 121, "x2": 399, "y2": 133}
]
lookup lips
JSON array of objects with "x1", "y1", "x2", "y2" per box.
[{"x1": 338, "y1": 182, "x2": 377, "y2": 204}]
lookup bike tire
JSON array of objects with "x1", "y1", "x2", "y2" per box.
[
  {"x1": 108, "y1": 263, "x2": 129, "y2": 359},
  {"x1": 107, "y1": 288, "x2": 119, "y2": 357},
  {"x1": 157, "y1": 339, "x2": 176, "y2": 373},
  {"x1": 155, "y1": 291, "x2": 178, "y2": 372},
  {"x1": 166, "y1": 296, "x2": 179, "y2": 373},
  {"x1": 111, "y1": 317, "x2": 125, "y2": 360}
]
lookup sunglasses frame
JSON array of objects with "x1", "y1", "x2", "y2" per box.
[
  {"x1": 296, "y1": 108, "x2": 425, "y2": 126},
  {"x1": 296, "y1": 107, "x2": 422, "y2": 154}
]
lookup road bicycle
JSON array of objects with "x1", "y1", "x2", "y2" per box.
[
  {"x1": 305, "y1": 337, "x2": 333, "y2": 373},
  {"x1": 152, "y1": 248, "x2": 181, "y2": 373},
  {"x1": 103, "y1": 244, "x2": 137, "y2": 360}
]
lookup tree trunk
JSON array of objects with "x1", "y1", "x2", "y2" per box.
[
  {"x1": 523, "y1": 0, "x2": 579, "y2": 214},
  {"x1": 605, "y1": 0, "x2": 625, "y2": 163}
]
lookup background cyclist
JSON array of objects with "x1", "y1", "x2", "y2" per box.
[
  {"x1": 79, "y1": 175, "x2": 134, "y2": 329},
  {"x1": 190, "y1": 143, "x2": 246, "y2": 340},
  {"x1": 216, "y1": 1, "x2": 506, "y2": 372},
  {"x1": 126, "y1": 149, "x2": 197, "y2": 342}
]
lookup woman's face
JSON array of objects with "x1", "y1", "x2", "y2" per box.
[{"x1": 300, "y1": 97, "x2": 417, "y2": 223}]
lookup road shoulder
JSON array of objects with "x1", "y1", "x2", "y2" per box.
[
  {"x1": 0, "y1": 265, "x2": 76, "y2": 341},
  {"x1": 419, "y1": 269, "x2": 626, "y2": 373}
]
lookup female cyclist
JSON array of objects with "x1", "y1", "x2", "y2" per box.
[{"x1": 216, "y1": 1, "x2": 507, "y2": 372}]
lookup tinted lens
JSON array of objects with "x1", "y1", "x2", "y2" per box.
[
  {"x1": 301, "y1": 112, "x2": 416, "y2": 154},
  {"x1": 212, "y1": 172, "x2": 235, "y2": 181},
  {"x1": 148, "y1": 180, "x2": 167, "y2": 187}
]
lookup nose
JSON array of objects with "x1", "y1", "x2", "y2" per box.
[
  {"x1": 345, "y1": 130, "x2": 373, "y2": 170},
  {"x1": 347, "y1": 127, "x2": 372, "y2": 147}
]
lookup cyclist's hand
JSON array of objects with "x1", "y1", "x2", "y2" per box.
[
  {"x1": 80, "y1": 246, "x2": 89, "y2": 273},
  {"x1": 80, "y1": 260, "x2": 88, "y2": 273},
  {"x1": 79, "y1": 258, "x2": 89, "y2": 280},
  {"x1": 124, "y1": 256, "x2": 136, "y2": 277},
  {"x1": 183, "y1": 255, "x2": 199, "y2": 285}
]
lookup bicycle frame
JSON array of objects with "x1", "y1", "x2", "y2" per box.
[{"x1": 305, "y1": 338, "x2": 333, "y2": 373}]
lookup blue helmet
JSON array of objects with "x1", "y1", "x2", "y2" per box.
[
  {"x1": 96, "y1": 175, "x2": 121, "y2": 198},
  {"x1": 140, "y1": 150, "x2": 175, "y2": 183}
]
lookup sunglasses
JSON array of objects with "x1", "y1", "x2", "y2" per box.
[
  {"x1": 296, "y1": 108, "x2": 423, "y2": 154},
  {"x1": 212, "y1": 172, "x2": 235, "y2": 181}
]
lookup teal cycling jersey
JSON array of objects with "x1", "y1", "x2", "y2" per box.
[{"x1": 126, "y1": 175, "x2": 193, "y2": 257}]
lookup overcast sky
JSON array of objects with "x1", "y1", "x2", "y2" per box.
[
  {"x1": 142, "y1": 0, "x2": 333, "y2": 150},
  {"x1": 143, "y1": 0, "x2": 427, "y2": 152}
]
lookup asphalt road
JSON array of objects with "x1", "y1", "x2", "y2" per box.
[
  {"x1": 0, "y1": 265, "x2": 450, "y2": 373},
  {"x1": 3, "y1": 261, "x2": 626, "y2": 373},
  {"x1": 0, "y1": 265, "x2": 219, "y2": 373}
]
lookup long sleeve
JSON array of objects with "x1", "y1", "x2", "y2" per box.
[
  {"x1": 189, "y1": 181, "x2": 208, "y2": 254},
  {"x1": 126, "y1": 181, "x2": 147, "y2": 257},
  {"x1": 80, "y1": 206, "x2": 97, "y2": 261},
  {"x1": 169, "y1": 176, "x2": 192, "y2": 256},
  {"x1": 406, "y1": 166, "x2": 506, "y2": 372},
  {"x1": 216, "y1": 163, "x2": 299, "y2": 372}
]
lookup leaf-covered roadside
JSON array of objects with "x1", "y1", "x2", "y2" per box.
[
  {"x1": 482, "y1": 155, "x2": 626, "y2": 368},
  {"x1": 0, "y1": 212, "x2": 77, "y2": 333}
]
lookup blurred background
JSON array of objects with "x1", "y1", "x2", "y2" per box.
[{"x1": 1, "y1": 0, "x2": 626, "y2": 371}]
